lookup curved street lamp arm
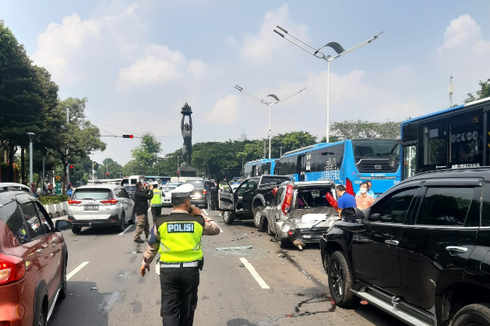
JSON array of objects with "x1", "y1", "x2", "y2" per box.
[
  {"x1": 271, "y1": 87, "x2": 307, "y2": 106},
  {"x1": 274, "y1": 26, "x2": 323, "y2": 58},
  {"x1": 331, "y1": 31, "x2": 384, "y2": 60},
  {"x1": 234, "y1": 85, "x2": 270, "y2": 106}
]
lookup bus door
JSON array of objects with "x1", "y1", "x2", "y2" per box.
[{"x1": 298, "y1": 155, "x2": 306, "y2": 181}]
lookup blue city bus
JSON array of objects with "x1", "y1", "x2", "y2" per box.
[
  {"x1": 242, "y1": 159, "x2": 278, "y2": 178},
  {"x1": 274, "y1": 139, "x2": 401, "y2": 196},
  {"x1": 399, "y1": 96, "x2": 490, "y2": 180}
]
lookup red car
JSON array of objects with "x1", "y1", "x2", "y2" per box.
[{"x1": 0, "y1": 183, "x2": 71, "y2": 326}]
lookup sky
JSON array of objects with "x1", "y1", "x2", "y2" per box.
[{"x1": 1, "y1": 0, "x2": 490, "y2": 166}]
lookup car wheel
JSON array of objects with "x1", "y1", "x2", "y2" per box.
[
  {"x1": 72, "y1": 226, "x2": 81, "y2": 234},
  {"x1": 34, "y1": 303, "x2": 47, "y2": 326},
  {"x1": 223, "y1": 211, "x2": 235, "y2": 225},
  {"x1": 452, "y1": 303, "x2": 490, "y2": 326},
  {"x1": 129, "y1": 210, "x2": 135, "y2": 225},
  {"x1": 118, "y1": 213, "x2": 126, "y2": 232},
  {"x1": 253, "y1": 206, "x2": 263, "y2": 230},
  {"x1": 279, "y1": 238, "x2": 291, "y2": 249},
  {"x1": 328, "y1": 251, "x2": 357, "y2": 308},
  {"x1": 59, "y1": 257, "x2": 67, "y2": 300}
]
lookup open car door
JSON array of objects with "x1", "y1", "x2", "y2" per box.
[{"x1": 218, "y1": 181, "x2": 235, "y2": 211}]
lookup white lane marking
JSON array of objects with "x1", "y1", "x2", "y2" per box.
[
  {"x1": 202, "y1": 209, "x2": 209, "y2": 216},
  {"x1": 119, "y1": 225, "x2": 132, "y2": 235},
  {"x1": 67, "y1": 261, "x2": 90, "y2": 281},
  {"x1": 239, "y1": 257, "x2": 270, "y2": 290}
]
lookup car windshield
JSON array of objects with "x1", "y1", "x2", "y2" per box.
[
  {"x1": 296, "y1": 187, "x2": 335, "y2": 208},
  {"x1": 73, "y1": 188, "x2": 112, "y2": 200},
  {"x1": 185, "y1": 180, "x2": 205, "y2": 189}
]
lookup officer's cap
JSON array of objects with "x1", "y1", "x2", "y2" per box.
[{"x1": 170, "y1": 183, "x2": 194, "y2": 198}]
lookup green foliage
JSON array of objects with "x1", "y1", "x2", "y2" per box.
[
  {"x1": 131, "y1": 134, "x2": 162, "y2": 168},
  {"x1": 331, "y1": 120, "x2": 401, "y2": 140},
  {"x1": 96, "y1": 158, "x2": 123, "y2": 179},
  {"x1": 38, "y1": 195, "x2": 69, "y2": 205},
  {"x1": 465, "y1": 79, "x2": 490, "y2": 103}
]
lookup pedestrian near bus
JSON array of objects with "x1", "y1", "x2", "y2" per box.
[
  {"x1": 150, "y1": 182, "x2": 163, "y2": 224},
  {"x1": 134, "y1": 182, "x2": 153, "y2": 243},
  {"x1": 140, "y1": 184, "x2": 220, "y2": 326},
  {"x1": 356, "y1": 180, "x2": 376, "y2": 198},
  {"x1": 336, "y1": 185, "x2": 356, "y2": 218},
  {"x1": 355, "y1": 182, "x2": 375, "y2": 210}
]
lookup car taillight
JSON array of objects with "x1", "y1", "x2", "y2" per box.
[
  {"x1": 345, "y1": 178, "x2": 355, "y2": 196},
  {"x1": 0, "y1": 253, "x2": 26, "y2": 285},
  {"x1": 203, "y1": 189, "x2": 207, "y2": 195},
  {"x1": 281, "y1": 184, "x2": 294, "y2": 215},
  {"x1": 100, "y1": 199, "x2": 118, "y2": 205},
  {"x1": 68, "y1": 200, "x2": 82, "y2": 205}
]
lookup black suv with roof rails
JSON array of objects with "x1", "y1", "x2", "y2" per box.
[{"x1": 321, "y1": 167, "x2": 490, "y2": 326}]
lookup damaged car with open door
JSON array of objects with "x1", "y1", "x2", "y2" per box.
[{"x1": 259, "y1": 180, "x2": 339, "y2": 250}]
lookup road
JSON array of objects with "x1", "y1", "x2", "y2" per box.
[{"x1": 49, "y1": 207, "x2": 405, "y2": 326}]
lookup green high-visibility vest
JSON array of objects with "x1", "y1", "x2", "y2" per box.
[
  {"x1": 151, "y1": 189, "x2": 162, "y2": 207},
  {"x1": 157, "y1": 213, "x2": 204, "y2": 263}
]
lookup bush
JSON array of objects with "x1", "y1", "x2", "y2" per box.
[{"x1": 39, "y1": 195, "x2": 69, "y2": 205}]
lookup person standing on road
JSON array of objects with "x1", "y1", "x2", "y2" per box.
[
  {"x1": 134, "y1": 182, "x2": 153, "y2": 244},
  {"x1": 356, "y1": 180, "x2": 376, "y2": 198},
  {"x1": 150, "y1": 182, "x2": 163, "y2": 224},
  {"x1": 66, "y1": 183, "x2": 73, "y2": 198},
  {"x1": 355, "y1": 182, "x2": 374, "y2": 210},
  {"x1": 140, "y1": 183, "x2": 220, "y2": 326},
  {"x1": 336, "y1": 185, "x2": 356, "y2": 219}
]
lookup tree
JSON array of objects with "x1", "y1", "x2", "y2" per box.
[
  {"x1": 330, "y1": 120, "x2": 401, "y2": 140},
  {"x1": 96, "y1": 158, "x2": 123, "y2": 179},
  {"x1": 131, "y1": 134, "x2": 162, "y2": 169},
  {"x1": 465, "y1": 79, "x2": 490, "y2": 103},
  {"x1": 51, "y1": 97, "x2": 106, "y2": 194},
  {"x1": 0, "y1": 21, "x2": 47, "y2": 181}
]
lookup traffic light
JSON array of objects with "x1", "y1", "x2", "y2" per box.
[
  {"x1": 106, "y1": 172, "x2": 109, "y2": 177},
  {"x1": 122, "y1": 135, "x2": 134, "y2": 138},
  {"x1": 69, "y1": 164, "x2": 75, "y2": 170}
]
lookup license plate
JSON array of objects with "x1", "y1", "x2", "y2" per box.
[
  {"x1": 191, "y1": 194, "x2": 201, "y2": 199},
  {"x1": 302, "y1": 235, "x2": 312, "y2": 239},
  {"x1": 84, "y1": 205, "x2": 99, "y2": 211}
]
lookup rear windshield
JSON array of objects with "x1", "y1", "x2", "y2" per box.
[
  {"x1": 73, "y1": 189, "x2": 112, "y2": 200},
  {"x1": 261, "y1": 176, "x2": 291, "y2": 185},
  {"x1": 296, "y1": 187, "x2": 335, "y2": 208},
  {"x1": 185, "y1": 180, "x2": 205, "y2": 188},
  {"x1": 124, "y1": 186, "x2": 136, "y2": 191}
]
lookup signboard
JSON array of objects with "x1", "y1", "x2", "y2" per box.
[
  {"x1": 55, "y1": 175, "x2": 61, "y2": 181},
  {"x1": 55, "y1": 181, "x2": 62, "y2": 195}
]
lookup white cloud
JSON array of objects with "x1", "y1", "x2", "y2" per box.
[
  {"x1": 205, "y1": 95, "x2": 241, "y2": 123},
  {"x1": 437, "y1": 14, "x2": 482, "y2": 53},
  {"x1": 187, "y1": 59, "x2": 208, "y2": 79},
  {"x1": 239, "y1": 4, "x2": 309, "y2": 66}
]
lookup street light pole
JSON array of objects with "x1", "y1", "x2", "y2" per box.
[
  {"x1": 234, "y1": 85, "x2": 306, "y2": 159},
  {"x1": 274, "y1": 26, "x2": 383, "y2": 143},
  {"x1": 27, "y1": 132, "x2": 35, "y2": 186}
]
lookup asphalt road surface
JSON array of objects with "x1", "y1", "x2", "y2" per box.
[{"x1": 49, "y1": 207, "x2": 406, "y2": 326}]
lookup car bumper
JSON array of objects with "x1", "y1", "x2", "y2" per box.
[
  {"x1": 190, "y1": 198, "x2": 207, "y2": 207},
  {"x1": 282, "y1": 227, "x2": 331, "y2": 245},
  {"x1": 68, "y1": 214, "x2": 122, "y2": 227},
  {"x1": 0, "y1": 282, "x2": 31, "y2": 326}
]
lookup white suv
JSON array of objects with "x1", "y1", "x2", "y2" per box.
[{"x1": 68, "y1": 185, "x2": 135, "y2": 233}]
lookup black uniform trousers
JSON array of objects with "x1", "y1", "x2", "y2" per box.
[
  {"x1": 160, "y1": 266, "x2": 200, "y2": 326},
  {"x1": 151, "y1": 206, "x2": 162, "y2": 225}
]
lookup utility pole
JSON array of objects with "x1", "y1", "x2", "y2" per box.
[
  {"x1": 66, "y1": 108, "x2": 70, "y2": 186},
  {"x1": 263, "y1": 140, "x2": 266, "y2": 158},
  {"x1": 448, "y1": 76, "x2": 454, "y2": 108},
  {"x1": 280, "y1": 146, "x2": 283, "y2": 157}
]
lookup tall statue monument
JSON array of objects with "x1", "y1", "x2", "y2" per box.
[{"x1": 181, "y1": 103, "x2": 193, "y2": 166}]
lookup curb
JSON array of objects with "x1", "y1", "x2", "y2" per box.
[{"x1": 44, "y1": 201, "x2": 68, "y2": 218}]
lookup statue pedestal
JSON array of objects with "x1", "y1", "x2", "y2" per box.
[{"x1": 178, "y1": 166, "x2": 198, "y2": 177}]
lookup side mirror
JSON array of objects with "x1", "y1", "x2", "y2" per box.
[
  {"x1": 56, "y1": 220, "x2": 72, "y2": 231},
  {"x1": 341, "y1": 207, "x2": 365, "y2": 222},
  {"x1": 389, "y1": 154, "x2": 395, "y2": 168},
  {"x1": 369, "y1": 213, "x2": 380, "y2": 222}
]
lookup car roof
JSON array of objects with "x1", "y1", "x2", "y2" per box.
[
  {"x1": 0, "y1": 183, "x2": 37, "y2": 207},
  {"x1": 75, "y1": 185, "x2": 118, "y2": 190},
  {"x1": 294, "y1": 180, "x2": 336, "y2": 188},
  {"x1": 401, "y1": 167, "x2": 490, "y2": 184}
]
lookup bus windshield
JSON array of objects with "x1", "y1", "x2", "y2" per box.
[{"x1": 351, "y1": 139, "x2": 398, "y2": 162}]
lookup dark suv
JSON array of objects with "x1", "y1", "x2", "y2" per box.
[
  {"x1": 321, "y1": 168, "x2": 490, "y2": 326},
  {"x1": 184, "y1": 179, "x2": 209, "y2": 208},
  {"x1": 0, "y1": 183, "x2": 72, "y2": 326}
]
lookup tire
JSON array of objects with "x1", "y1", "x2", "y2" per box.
[
  {"x1": 118, "y1": 213, "x2": 126, "y2": 232},
  {"x1": 452, "y1": 303, "x2": 490, "y2": 326},
  {"x1": 129, "y1": 210, "x2": 135, "y2": 225},
  {"x1": 72, "y1": 226, "x2": 81, "y2": 234},
  {"x1": 59, "y1": 258, "x2": 67, "y2": 300},
  {"x1": 33, "y1": 303, "x2": 47, "y2": 326},
  {"x1": 253, "y1": 206, "x2": 264, "y2": 230},
  {"x1": 279, "y1": 238, "x2": 291, "y2": 249},
  {"x1": 223, "y1": 211, "x2": 235, "y2": 225},
  {"x1": 328, "y1": 251, "x2": 357, "y2": 308}
]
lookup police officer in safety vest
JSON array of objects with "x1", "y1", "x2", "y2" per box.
[
  {"x1": 140, "y1": 184, "x2": 220, "y2": 326},
  {"x1": 150, "y1": 182, "x2": 163, "y2": 224}
]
